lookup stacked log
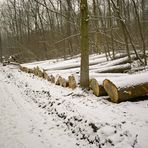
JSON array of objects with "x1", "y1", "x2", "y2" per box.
[
  {"x1": 28, "y1": 68, "x2": 34, "y2": 73},
  {"x1": 55, "y1": 75, "x2": 69, "y2": 87},
  {"x1": 98, "y1": 63, "x2": 131, "y2": 73},
  {"x1": 43, "y1": 70, "x2": 49, "y2": 80},
  {"x1": 61, "y1": 78, "x2": 68, "y2": 87},
  {"x1": 68, "y1": 75, "x2": 77, "y2": 89},
  {"x1": 55, "y1": 75, "x2": 62, "y2": 85},
  {"x1": 35, "y1": 66, "x2": 43, "y2": 77},
  {"x1": 103, "y1": 73, "x2": 148, "y2": 103},
  {"x1": 33, "y1": 67, "x2": 38, "y2": 76},
  {"x1": 89, "y1": 78, "x2": 107, "y2": 96},
  {"x1": 50, "y1": 75, "x2": 55, "y2": 83},
  {"x1": 20, "y1": 66, "x2": 28, "y2": 73}
]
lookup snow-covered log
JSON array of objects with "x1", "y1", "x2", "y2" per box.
[
  {"x1": 98, "y1": 63, "x2": 131, "y2": 73},
  {"x1": 89, "y1": 78, "x2": 107, "y2": 96},
  {"x1": 91, "y1": 55, "x2": 136, "y2": 73},
  {"x1": 103, "y1": 72, "x2": 148, "y2": 103}
]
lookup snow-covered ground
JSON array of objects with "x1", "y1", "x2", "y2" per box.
[{"x1": 0, "y1": 64, "x2": 148, "y2": 148}]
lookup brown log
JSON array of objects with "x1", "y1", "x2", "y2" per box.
[
  {"x1": 61, "y1": 78, "x2": 69, "y2": 87},
  {"x1": 36, "y1": 66, "x2": 43, "y2": 77},
  {"x1": 68, "y1": 75, "x2": 77, "y2": 89},
  {"x1": 55, "y1": 76, "x2": 62, "y2": 85},
  {"x1": 43, "y1": 70, "x2": 50, "y2": 80},
  {"x1": 33, "y1": 67, "x2": 38, "y2": 76},
  {"x1": 43, "y1": 70, "x2": 48, "y2": 79},
  {"x1": 20, "y1": 66, "x2": 28, "y2": 73},
  {"x1": 103, "y1": 79, "x2": 148, "y2": 103},
  {"x1": 89, "y1": 78, "x2": 107, "y2": 96},
  {"x1": 20, "y1": 65, "x2": 34, "y2": 74},
  {"x1": 50, "y1": 75, "x2": 55, "y2": 83},
  {"x1": 26, "y1": 67, "x2": 33, "y2": 73}
]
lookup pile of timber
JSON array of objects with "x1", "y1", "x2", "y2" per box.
[
  {"x1": 20, "y1": 64, "x2": 148, "y2": 103},
  {"x1": 20, "y1": 54, "x2": 148, "y2": 103},
  {"x1": 91, "y1": 55, "x2": 139, "y2": 73},
  {"x1": 20, "y1": 65, "x2": 77, "y2": 89}
]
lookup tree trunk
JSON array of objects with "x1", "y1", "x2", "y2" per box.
[
  {"x1": 80, "y1": 0, "x2": 89, "y2": 88},
  {"x1": 142, "y1": 0, "x2": 148, "y2": 65}
]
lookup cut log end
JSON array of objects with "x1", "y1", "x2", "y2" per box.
[
  {"x1": 61, "y1": 78, "x2": 69, "y2": 87},
  {"x1": 43, "y1": 70, "x2": 49, "y2": 80},
  {"x1": 50, "y1": 75, "x2": 55, "y2": 83},
  {"x1": 89, "y1": 78, "x2": 107, "y2": 97},
  {"x1": 103, "y1": 78, "x2": 148, "y2": 103},
  {"x1": 55, "y1": 76, "x2": 62, "y2": 85},
  {"x1": 68, "y1": 75, "x2": 77, "y2": 89},
  {"x1": 89, "y1": 78, "x2": 99, "y2": 96},
  {"x1": 103, "y1": 79, "x2": 119, "y2": 103}
]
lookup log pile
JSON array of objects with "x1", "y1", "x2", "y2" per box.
[
  {"x1": 20, "y1": 65, "x2": 75, "y2": 89},
  {"x1": 19, "y1": 54, "x2": 148, "y2": 103},
  {"x1": 55, "y1": 75, "x2": 62, "y2": 85}
]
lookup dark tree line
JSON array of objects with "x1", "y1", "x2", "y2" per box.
[{"x1": 0, "y1": 0, "x2": 147, "y2": 65}]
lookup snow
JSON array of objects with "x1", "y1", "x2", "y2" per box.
[
  {"x1": 0, "y1": 64, "x2": 148, "y2": 148},
  {"x1": 21, "y1": 53, "x2": 108, "y2": 71},
  {"x1": 110, "y1": 71, "x2": 148, "y2": 89}
]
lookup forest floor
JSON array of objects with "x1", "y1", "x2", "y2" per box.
[{"x1": 0, "y1": 55, "x2": 148, "y2": 148}]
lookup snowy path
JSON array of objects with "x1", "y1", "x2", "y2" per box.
[
  {"x1": 0, "y1": 65, "x2": 77, "y2": 148},
  {"x1": 0, "y1": 65, "x2": 148, "y2": 148}
]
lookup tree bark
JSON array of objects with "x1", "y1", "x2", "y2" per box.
[{"x1": 80, "y1": 0, "x2": 89, "y2": 88}]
